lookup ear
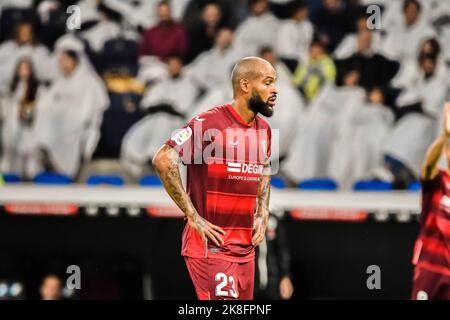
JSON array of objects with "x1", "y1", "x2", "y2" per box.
[{"x1": 240, "y1": 78, "x2": 250, "y2": 94}]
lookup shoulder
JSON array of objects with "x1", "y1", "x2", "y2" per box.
[{"x1": 188, "y1": 104, "x2": 228, "y2": 125}]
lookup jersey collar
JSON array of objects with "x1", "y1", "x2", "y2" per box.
[{"x1": 226, "y1": 103, "x2": 256, "y2": 127}]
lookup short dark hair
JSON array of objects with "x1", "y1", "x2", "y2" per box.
[
  {"x1": 259, "y1": 46, "x2": 273, "y2": 56},
  {"x1": 249, "y1": 0, "x2": 267, "y2": 7},
  {"x1": 158, "y1": 0, "x2": 170, "y2": 8},
  {"x1": 419, "y1": 53, "x2": 437, "y2": 64},
  {"x1": 403, "y1": 0, "x2": 421, "y2": 12},
  {"x1": 422, "y1": 38, "x2": 441, "y2": 56},
  {"x1": 62, "y1": 50, "x2": 79, "y2": 65},
  {"x1": 289, "y1": 0, "x2": 307, "y2": 15}
]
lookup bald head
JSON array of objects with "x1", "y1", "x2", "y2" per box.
[
  {"x1": 231, "y1": 57, "x2": 275, "y2": 93},
  {"x1": 230, "y1": 56, "x2": 278, "y2": 117}
]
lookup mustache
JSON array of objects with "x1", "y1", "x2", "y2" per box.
[{"x1": 268, "y1": 94, "x2": 277, "y2": 100}]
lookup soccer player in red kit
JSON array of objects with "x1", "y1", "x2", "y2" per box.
[
  {"x1": 412, "y1": 102, "x2": 450, "y2": 300},
  {"x1": 152, "y1": 57, "x2": 277, "y2": 300}
]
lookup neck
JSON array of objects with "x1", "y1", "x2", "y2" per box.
[{"x1": 231, "y1": 97, "x2": 256, "y2": 124}]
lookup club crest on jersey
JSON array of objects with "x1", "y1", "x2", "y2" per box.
[{"x1": 171, "y1": 127, "x2": 192, "y2": 146}]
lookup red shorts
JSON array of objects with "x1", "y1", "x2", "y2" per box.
[
  {"x1": 184, "y1": 257, "x2": 254, "y2": 300},
  {"x1": 412, "y1": 266, "x2": 450, "y2": 300}
]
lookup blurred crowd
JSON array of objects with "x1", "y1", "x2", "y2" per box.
[{"x1": 0, "y1": 0, "x2": 449, "y2": 189}]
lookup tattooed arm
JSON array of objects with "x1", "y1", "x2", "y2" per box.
[
  {"x1": 252, "y1": 162, "x2": 271, "y2": 247},
  {"x1": 152, "y1": 144, "x2": 225, "y2": 247},
  {"x1": 421, "y1": 103, "x2": 450, "y2": 181}
]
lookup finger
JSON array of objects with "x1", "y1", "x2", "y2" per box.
[
  {"x1": 210, "y1": 223, "x2": 226, "y2": 235},
  {"x1": 251, "y1": 230, "x2": 260, "y2": 244},
  {"x1": 208, "y1": 228, "x2": 224, "y2": 245},
  {"x1": 252, "y1": 232, "x2": 263, "y2": 246},
  {"x1": 205, "y1": 230, "x2": 221, "y2": 247}
]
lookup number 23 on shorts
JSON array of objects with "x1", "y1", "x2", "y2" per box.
[{"x1": 215, "y1": 272, "x2": 239, "y2": 299}]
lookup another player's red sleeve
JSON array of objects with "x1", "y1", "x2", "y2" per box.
[{"x1": 419, "y1": 171, "x2": 442, "y2": 224}]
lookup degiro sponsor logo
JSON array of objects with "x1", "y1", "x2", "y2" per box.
[{"x1": 226, "y1": 163, "x2": 263, "y2": 174}]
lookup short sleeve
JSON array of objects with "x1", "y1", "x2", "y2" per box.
[{"x1": 166, "y1": 117, "x2": 203, "y2": 165}]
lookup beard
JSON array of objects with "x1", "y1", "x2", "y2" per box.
[{"x1": 248, "y1": 90, "x2": 274, "y2": 117}]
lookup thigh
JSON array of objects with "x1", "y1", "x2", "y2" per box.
[
  {"x1": 185, "y1": 257, "x2": 253, "y2": 300},
  {"x1": 236, "y1": 259, "x2": 255, "y2": 300},
  {"x1": 412, "y1": 267, "x2": 450, "y2": 300}
]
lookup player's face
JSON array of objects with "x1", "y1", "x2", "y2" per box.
[{"x1": 248, "y1": 66, "x2": 277, "y2": 117}]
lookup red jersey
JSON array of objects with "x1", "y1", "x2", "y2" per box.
[
  {"x1": 166, "y1": 104, "x2": 272, "y2": 263},
  {"x1": 413, "y1": 170, "x2": 450, "y2": 276}
]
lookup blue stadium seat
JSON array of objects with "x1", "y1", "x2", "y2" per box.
[
  {"x1": 408, "y1": 181, "x2": 421, "y2": 192},
  {"x1": 353, "y1": 180, "x2": 393, "y2": 192},
  {"x1": 139, "y1": 175, "x2": 163, "y2": 187},
  {"x1": 298, "y1": 178, "x2": 338, "y2": 191},
  {"x1": 2, "y1": 173, "x2": 21, "y2": 183},
  {"x1": 86, "y1": 175, "x2": 124, "y2": 186},
  {"x1": 271, "y1": 176, "x2": 286, "y2": 189},
  {"x1": 33, "y1": 173, "x2": 73, "y2": 185}
]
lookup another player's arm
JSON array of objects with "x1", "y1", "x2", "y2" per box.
[
  {"x1": 252, "y1": 162, "x2": 271, "y2": 247},
  {"x1": 152, "y1": 145, "x2": 225, "y2": 246},
  {"x1": 421, "y1": 102, "x2": 450, "y2": 181}
]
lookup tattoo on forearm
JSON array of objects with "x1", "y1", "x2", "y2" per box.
[
  {"x1": 157, "y1": 146, "x2": 196, "y2": 218},
  {"x1": 256, "y1": 172, "x2": 271, "y2": 216}
]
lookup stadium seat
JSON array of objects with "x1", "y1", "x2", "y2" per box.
[
  {"x1": 298, "y1": 178, "x2": 338, "y2": 191},
  {"x1": 33, "y1": 173, "x2": 73, "y2": 185},
  {"x1": 86, "y1": 175, "x2": 124, "y2": 186},
  {"x1": 408, "y1": 181, "x2": 421, "y2": 192},
  {"x1": 2, "y1": 173, "x2": 21, "y2": 183},
  {"x1": 353, "y1": 180, "x2": 393, "y2": 192},
  {"x1": 270, "y1": 176, "x2": 286, "y2": 189},
  {"x1": 139, "y1": 175, "x2": 163, "y2": 187}
]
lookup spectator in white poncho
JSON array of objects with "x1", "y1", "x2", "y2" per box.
[
  {"x1": 275, "y1": 0, "x2": 313, "y2": 67},
  {"x1": 0, "y1": 21, "x2": 51, "y2": 94},
  {"x1": 1, "y1": 58, "x2": 43, "y2": 178},
  {"x1": 232, "y1": 0, "x2": 280, "y2": 57},
  {"x1": 121, "y1": 56, "x2": 198, "y2": 177},
  {"x1": 282, "y1": 70, "x2": 365, "y2": 184},
  {"x1": 327, "y1": 87, "x2": 395, "y2": 189},
  {"x1": 186, "y1": 27, "x2": 243, "y2": 92},
  {"x1": 380, "y1": 0, "x2": 436, "y2": 63},
  {"x1": 34, "y1": 49, "x2": 109, "y2": 178}
]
